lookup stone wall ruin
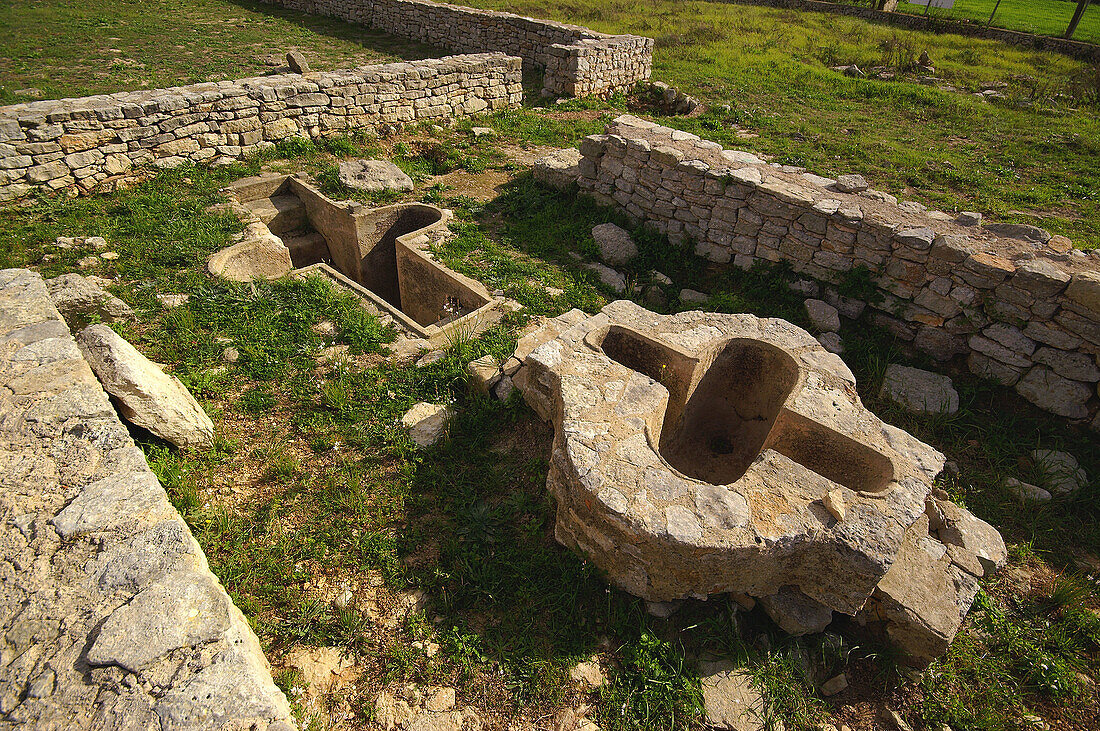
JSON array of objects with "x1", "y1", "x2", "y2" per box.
[
  {"x1": 574, "y1": 115, "x2": 1100, "y2": 428},
  {"x1": 254, "y1": 0, "x2": 654, "y2": 97},
  {"x1": 0, "y1": 269, "x2": 293, "y2": 728},
  {"x1": 0, "y1": 53, "x2": 522, "y2": 199}
]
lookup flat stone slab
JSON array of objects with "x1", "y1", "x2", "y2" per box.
[{"x1": 338, "y1": 159, "x2": 414, "y2": 193}]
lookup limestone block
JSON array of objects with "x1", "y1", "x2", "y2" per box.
[
  {"x1": 76, "y1": 324, "x2": 215, "y2": 448},
  {"x1": 46, "y1": 273, "x2": 134, "y2": 328},
  {"x1": 337, "y1": 159, "x2": 414, "y2": 193},
  {"x1": 879, "y1": 364, "x2": 959, "y2": 416},
  {"x1": 401, "y1": 402, "x2": 454, "y2": 447},
  {"x1": 592, "y1": 222, "x2": 637, "y2": 266}
]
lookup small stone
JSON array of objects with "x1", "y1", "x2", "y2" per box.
[
  {"x1": 879, "y1": 364, "x2": 959, "y2": 416},
  {"x1": 222, "y1": 347, "x2": 240, "y2": 363},
  {"x1": 823, "y1": 489, "x2": 845, "y2": 522},
  {"x1": 311, "y1": 320, "x2": 337, "y2": 337},
  {"x1": 651, "y1": 270, "x2": 673, "y2": 286},
  {"x1": 492, "y1": 375, "x2": 515, "y2": 401},
  {"x1": 817, "y1": 332, "x2": 844, "y2": 354},
  {"x1": 99, "y1": 251, "x2": 119, "y2": 260},
  {"x1": 401, "y1": 402, "x2": 454, "y2": 447},
  {"x1": 1005, "y1": 477, "x2": 1051, "y2": 502},
  {"x1": 645, "y1": 600, "x2": 683, "y2": 618},
  {"x1": 425, "y1": 687, "x2": 456, "y2": 712},
  {"x1": 956, "y1": 212, "x2": 982, "y2": 227},
  {"x1": 759, "y1": 586, "x2": 832, "y2": 635},
  {"x1": 470, "y1": 127, "x2": 495, "y2": 138},
  {"x1": 804, "y1": 299, "x2": 840, "y2": 332},
  {"x1": 156, "y1": 293, "x2": 190, "y2": 308},
  {"x1": 86, "y1": 236, "x2": 108, "y2": 249},
  {"x1": 584, "y1": 262, "x2": 626, "y2": 294},
  {"x1": 285, "y1": 646, "x2": 354, "y2": 691},
  {"x1": 1031, "y1": 450, "x2": 1088, "y2": 497},
  {"x1": 820, "y1": 673, "x2": 847, "y2": 696},
  {"x1": 415, "y1": 350, "x2": 447, "y2": 368},
  {"x1": 46, "y1": 273, "x2": 135, "y2": 326},
  {"x1": 316, "y1": 344, "x2": 350, "y2": 365},
  {"x1": 467, "y1": 355, "x2": 501, "y2": 395},
  {"x1": 699, "y1": 662, "x2": 768, "y2": 731},
  {"x1": 592, "y1": 223, "x2": 638, "y2": 266},
  {"x1": 337, "y1": 159, "x2": 413, "y2": 193},
  {"x1": 834, "y1": 175, "x2": 868, "y2": 194},
  {"x1": 884, "y1": 709, "x2": 915, "y2": 731},
  {"x1": 286, "y1": 51, "x2": 310, "y2": 74},
  {"x1": 569, "y1": 658, "x2": 607, "y2": 688},
  {"x1": 680, "y1": 288, "x2": 708, "y2": 304}
]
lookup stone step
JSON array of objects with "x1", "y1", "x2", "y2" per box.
[{"x1": 243, "y1": 194, "x2": 306, "y2": 235}]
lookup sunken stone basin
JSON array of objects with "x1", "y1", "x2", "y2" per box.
[{"x1": 513, "y1": 301, "x2": 1005, "y2": 665}]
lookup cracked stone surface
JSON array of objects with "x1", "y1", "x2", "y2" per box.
[
  {"x1": 0, "y1": 268, "x2": 293, "y2": 729},
  {"x1": 513, "y1": 301, "x2": 1004, "y2": 665}
]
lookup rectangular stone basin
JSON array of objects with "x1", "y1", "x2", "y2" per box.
[
  {"x1": 225, "y1": 174, "x2": 510, "y2": 344},
  {"x1": 597, "y1": 325, "x2": 894, "y2": 492}
]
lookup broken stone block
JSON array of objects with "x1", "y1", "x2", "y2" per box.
[
  {"x1": 568, "y1": 658, "x2": 607, "y2": 689},
  {"x1": 804, "y1": 298, "x2": 840, "y2": 333},
  {"x1": 533, "y1": 147, "x2": 582, "y2": 190},
  {"x1": 879, "y1": 364, "x2": 959, "y2": 416},
  {"x1": 679, "y1": 287, "x2": 708, "y2": 303},
  {"x1": 207, "y1": 224, "x2": 293, "y2": 282},
  {"x1": 1015, "y1": 366, "x2": 1091, "y2": 419},
  {"x1": 76, "y1": 324, "x2": 215, "y2": 448},
  {"x1": 834, "y1": 174, "x2": 868, "y2": 194},
  {"x1": 759, "y1": 587, "x2": 833, "y2": 636},
  {"x1": 466, "y1": 355, "x2": 501, "y2": 395},
  {"x1": 46, "y1": 273, "x2": 134, "y2": 327},
  {"x1": 820, "y1": 674, "x2": 847, "y2": 696},
  {"x1": 286, "y1": 51, "x2": 311, "y2": 74},
  {"x1": 401, "y1": 402, "x2": 453, "y2": 447},
  {"x1": 492, "y1": 374, "x2": 515, "y2": 401},
  {"x1": 592, "y1": 222, "x2": 638, "y2": 266},
  {"x1": 337, "y1": 159, "x2": 414, "y2": 193}
]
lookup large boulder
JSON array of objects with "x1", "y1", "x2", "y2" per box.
[
  {"x1": 46, "y1": 273, "x2": 134, "y2": 328},
  {"x1": 337, "y1": 159, "x2": 414, "y2": 193},
  {"x1": 76, "y1": 325, "x2": 215, "y2": 448}
]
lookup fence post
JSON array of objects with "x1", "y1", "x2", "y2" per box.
[{"x1": 1065, "y1": 0, "x2": 1090, "y2": 39}]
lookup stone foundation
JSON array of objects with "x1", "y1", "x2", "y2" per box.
[
  {"x1": 574, "y1": 115, "x2": 1100, "y2": 427},
  {"x1": 0, "y1": 53, "x2": 522, "y2": 199},
  {"x1": 0, "y1": 269, "x2": 293, "y2": 728},
  {"x1": 255, "y1": 0, "x2": 654, "y2": 97}
]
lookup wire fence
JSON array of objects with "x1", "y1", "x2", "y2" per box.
[{"x1": 835, "y1": 0, "x2": 1099, "y2": 45}]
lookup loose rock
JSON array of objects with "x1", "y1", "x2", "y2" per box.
[
  {"x1": 77, "y1": 324, "x2": 215, "y2": 448},
  {"x1": 337, "y1": 159, "x2": 414, "y2": 193},
  {"x1": 286, "y1": 51, "x2": 311, "y2": 74},
  {"x1": 401, "y1": 402, "x2": 454, "y2": 447},
  {"x1": 1005, "y1": 477, "x2": 1052, "y2": 503},
  {"x1": 804, "y1": 299, "x2": 840, "y2": 333},
  {"x1": 1031, "y1": 450, "x2": 1088, "y2": 497},
  {"x1": 879, "y1": 364, "x2": 959, "y2": 416},
  {"x1": 592, "y1": 222, "x2": 638, "y2": 266},
  {"x1": 46, "y1": 273, "x2": 135, "y2": 327},
  {"x1": 699, "y1": 661, "x2": 769, "y2": 731}
]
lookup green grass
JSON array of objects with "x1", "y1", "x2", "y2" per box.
[
  {"x1": 462, "y1": 0, "x2": 1100, "y2": 249},
  {"x1": 0, "y1": 0, "x2": 439, "y2": 102},
  {"x1": 894, "y1": 0, "x2": 1100, "y2": 45}
]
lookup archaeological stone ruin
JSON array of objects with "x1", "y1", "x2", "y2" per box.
[{"x1": 509, "y1": 301, "x2": 1007, "y2": 666}]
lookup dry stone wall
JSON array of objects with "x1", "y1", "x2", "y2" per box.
[
  {"x1": 576, "y1": 116, "x2": 1100, "y2": 428},
  {"x1": 0, "y1": 53, "x2": 522, "y2": 199},
  {"x1": 255, "y1": 0, "x2": 653, "y2": 97},
  {"x1": 0, "y1": 269, "x2": 293, "y2": 729}
]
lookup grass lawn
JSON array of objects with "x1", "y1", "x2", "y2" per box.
[
  {"x1": 0, "y1": 0, "x2": 438, "y2": 102},
  {"x1": 894, "y1": 0, "x2": 1100, "y2": 45}
]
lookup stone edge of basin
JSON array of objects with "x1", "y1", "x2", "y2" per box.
[
  {"x1": 510, "y1": 300, "x2": 1007, "y2": 667},
  {"x1": 0, "y1": 268, "x2": 294, "y2": 728}
]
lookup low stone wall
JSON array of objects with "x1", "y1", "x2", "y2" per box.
[
  {"x1": 0, "y1": 269, "x2": 293, "y2": 728},
  {"x1": 255, "y1": 0, "x2": 653, "y2": 97},
  {"x1": 576, "y1": 116, "x2": 1100, "y2": 427},
  {"x1": 723, "y1": 0, "x2": 1100, "y2": 62},
  {"x1": 0, "y1": 53, "x2": 522, "y2": 199}
]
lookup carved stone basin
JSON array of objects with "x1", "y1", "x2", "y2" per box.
[{"x1": 512, "y1": 300, "x2": 1006, "y2": 666}]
